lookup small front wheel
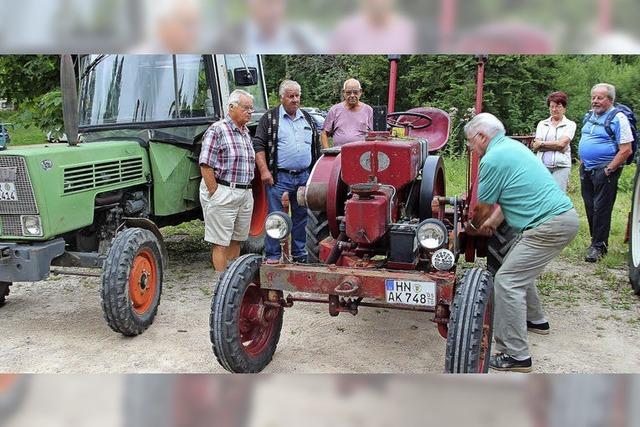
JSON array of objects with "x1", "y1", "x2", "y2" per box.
[
  {"x1": 101, "y1": 228, "x2": 163, "y2": 336},
  {"x1": 445, "y1": 268, "x2": 494, "y2": 373},
  {"x1": 210, "y1": 254, "x2": 283, "y2": 373}
]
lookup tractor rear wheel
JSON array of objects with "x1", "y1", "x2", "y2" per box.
[
  {"x1": 445, "y1": 268, "x2": 494, "y2": 373},
  {"x1": 210, "y1": 254, "x2": 283, "y2": 373},
  {"x1": 241, "y1": 231, "x2": 265, "y2": 255},
  {"x1": 0, "y1": 282, "x2": 10, "y2": 307},
  {"x1": 629, "y1": 165, "x2": 640, "y2": 294},
  {"x1": 305, "y1": 210, "x2": 329, "y2": 264},
  {"x1": 486, "y1": 222, "x2": 519, "y2": 276},
  {"x1": 101, "y1": 228, "x2": 163, "y2": 336}
]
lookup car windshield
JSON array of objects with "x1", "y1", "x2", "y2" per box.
[{"x1": 79, "y1": 55, "x2": 215, "y2": 126}]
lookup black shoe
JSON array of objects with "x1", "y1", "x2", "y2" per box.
[
  {"x1": 585, "y1": 246, "x2": 604, "y2": 263},
  {"x1": 489, "y1": 353, "x2": 532, "y2": 373},
  {"x1": 527, "y1": 321, "x2": 550, "y2": 335},
  {"x1": 293, "y1": 255, "x2": 307, "y2": 263}
]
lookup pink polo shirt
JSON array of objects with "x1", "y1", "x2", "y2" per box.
[{"x1": 324, "y1": 102, "x2": 374, "y2": 147}]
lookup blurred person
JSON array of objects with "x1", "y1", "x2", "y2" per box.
[
  {"x1": 531, "y1": 91, "x2": 576, "y2": 192},
  {"x1": 465, "y1": 113, "x2": 578, "y2": 372},
  {"x1": 578, "y1": 83, "x2": 633, "y2": 262},
  {"x1": 199, "y1": 90, "x2": 256, "y2": 271},
  {"x1": 321, "y1": 78, "x2": 373, "y2": 148},
  {"x1": 254, "y1": 80, "x2": 321, "y2": 262},
  {"x1": 137, "y1": 0, "x2": 201, "y2": 52},
  {"x1": 216, "y1": 0, "x2": 321, "y2": 53},
  {"x1": 328, "y1": 0, "x2": 417, "y2": 53}
]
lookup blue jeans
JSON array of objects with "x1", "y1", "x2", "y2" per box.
[{"x1": 265, "y1": 170, "x2": 309, "y2": 260}]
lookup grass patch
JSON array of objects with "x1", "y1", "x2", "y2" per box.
[{"x1": 0, "y1": 111, "x2": 47, "y2": 146}]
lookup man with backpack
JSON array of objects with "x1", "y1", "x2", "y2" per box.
[
  {"x1": 254, "y1": 80, "x2": 322, "y2": 263},
  {"x1": 579, "y1": 83, "x2": 636, "y2": 262}
]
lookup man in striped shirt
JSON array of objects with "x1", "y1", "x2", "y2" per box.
[{"x1": 199, "y1": 89, "x2": 256, "y2": 271}]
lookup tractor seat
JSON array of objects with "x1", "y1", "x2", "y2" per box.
[{"x1": 402, "y1": 107, "x2": 451, "y2": 153}]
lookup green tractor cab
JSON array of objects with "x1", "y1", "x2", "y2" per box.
[{"x1": 0, "y1": 54, "x2": 269, "y2": 335}]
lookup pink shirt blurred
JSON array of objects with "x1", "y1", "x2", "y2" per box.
[
  {"x1": 324, "y1": 102, "x2": 373, "y2": 147},
  {"x1": 329, "y1": 14, "x2": 417, "y2": 54}
]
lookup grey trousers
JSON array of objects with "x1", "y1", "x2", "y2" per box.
[
  {"x1": 493, "y1": 208, "x2": 579, "y2": 359},
  {"x1": 547, "y1": 166, "x2": 571, "y2": 192}
]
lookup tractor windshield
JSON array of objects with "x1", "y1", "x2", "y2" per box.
[{"x1": 79, "y1": 55, "x2": 215, "y2": 127}]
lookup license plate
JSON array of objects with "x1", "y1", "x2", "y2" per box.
[
  {"x1": 0, "y1": 182, "x2": 17, "y2": 201},
  {"x1": 385, "y1": 279, "x2": 436, "y2": 306}
]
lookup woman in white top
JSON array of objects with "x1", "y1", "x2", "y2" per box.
[{"x1": 531, "y1": 91, "x2": 577, "y2": 192}]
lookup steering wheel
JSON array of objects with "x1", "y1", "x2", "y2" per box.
[{"x1": 386, "y1": 111, "x2": 433, "y2": 130}]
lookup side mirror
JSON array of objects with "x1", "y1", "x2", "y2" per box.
[{"x1": 233, "y1": 67, "x2": 258, "y2": 86}]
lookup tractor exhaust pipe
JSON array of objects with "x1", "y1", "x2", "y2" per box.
[{"x1": 60, "y1": 55, "x2": 79, "y2": 147}]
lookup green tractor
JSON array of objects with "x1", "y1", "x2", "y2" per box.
[{"x1": 0, "y1": 54, "x2": 269, "y2": 335}]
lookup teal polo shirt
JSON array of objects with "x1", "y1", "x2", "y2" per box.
[{"x1": 478, "y1": 133, "x2": 573, "y2": 231}]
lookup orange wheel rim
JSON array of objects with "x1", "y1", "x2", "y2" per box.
[
  {"x1": 129, "y1": 248, "x2": 158, "y2": 315},
  {"x1": 0, "y1": 374, "x2": 18, "y2": 392}
]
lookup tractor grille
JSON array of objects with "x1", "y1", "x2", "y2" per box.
[
  {"x1": 0, "y1": 215, "x2": 22, "y2": 236},
  {"x1": 63, "y1": 158, "x2": 144, "y2": 194},
  {"x1": 0, "y1": 155, "x2": 38, "y2": 215}
]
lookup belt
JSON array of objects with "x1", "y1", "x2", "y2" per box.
[
  {"x1": 217, "y1": 179, "x2": 251, "y2": 189},
  {"x1": 277, "y1": 168, "x2": 308, "y2": 176}
]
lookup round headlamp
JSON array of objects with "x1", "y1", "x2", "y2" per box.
[
  {"x1": 21, "y1": 215, "x2": 43, "y2": 236},
  {"x1": 416, "y1": 219, "x2": 448, "y2": 250},
  {"x1": 264, "y1": 212, "x2": 293, "y2": 240}
]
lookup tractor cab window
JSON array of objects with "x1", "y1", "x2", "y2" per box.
[
  {"x1": 222, "y1": 55, "x2": 267, "y2": 116},
  {"x1": 79, "y1": 55, "x2": 217, "y2": 126}
]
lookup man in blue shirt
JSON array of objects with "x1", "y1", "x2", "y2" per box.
[
  {"x1": 465, "y1": 113, "x2": 579, "y2": 372},
  {"x1": 254, "y1": 80, "x2": 321, "y2": 262},
  {"x1": 578, "y1": 83, "x2": 633, "y2": 262}
]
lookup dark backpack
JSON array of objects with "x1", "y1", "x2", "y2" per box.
[{"x1": 583, "y1": 103, "x2": 638, "y2": 165}]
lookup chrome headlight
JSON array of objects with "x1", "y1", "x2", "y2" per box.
[
  {"x1": 265, "y1": 212, "x2": 292, "y2": 240},
  {"x1": 21, "y1": 215, "x2": 43, "y2": 237},
  {"x1": 432, "y1": 249, "x2": 455, "y2": 271},
  {"x1": 416, "y1": 219, "x2": 448, "y2": 250}
]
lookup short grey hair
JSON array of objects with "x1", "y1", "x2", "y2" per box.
[
  {"x1": 592, "y1": 83, "x2": 616, "y2": 102},
  {"x1": 463, "y1": 113, "x2": 505, "y2": 140},
  {"x1": 279, "y1": 80, "x2": 301, "y2": 98},
  {"x1": 228, "y1": 89, "x2": 254, "y2": 107},
  {"x1": 343, "y1": 78, "x2": 362, "y2": 91}
]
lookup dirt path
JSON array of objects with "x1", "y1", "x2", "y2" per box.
[{"x1": 1, "y1": 254, "x2": 639, "y2": 373}]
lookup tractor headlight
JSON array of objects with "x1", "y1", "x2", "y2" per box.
[
  {"x1": 21, "y1": 215, "x2": 43, "y2": 236},
  {"x1": 432, "y1": 249, "x2": 455, "y2": 271},
  {"x1": 265, "y1": 212, "x2": 292, "y2": 240},
  {"x1": 416, "y1": 219, "x2": 448, "y2": 250}
]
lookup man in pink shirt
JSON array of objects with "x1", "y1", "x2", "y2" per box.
[{"x1": 321, "y1": 78, "x2": 374, "y2": 149}]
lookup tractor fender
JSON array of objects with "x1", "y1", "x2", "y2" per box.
[
  {"x1": 419, "y1": 155, "x2": 446, "y2": 221},
  {"x1": 118, "y1": 218, "x2": 168, "y2": 269}
]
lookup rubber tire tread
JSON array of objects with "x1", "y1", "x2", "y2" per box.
[
  {"x1": 486, "y1": 221, "x2": 519, "y2": 276},
  {"x1": 445, "y1": 267, "x2": 494, "y2": 373},
  {"x1": 305, "y1": 210, "x2": 329, "y2": 264},
  {"x1": 0, "y1": 282, "x2": 10, "y2": 308},
  {"x1": 629, "y1": 165, "x2": 640, "y2": 294},
  {"x1": 210, "y1": 253, "x2": 283, "y2": 373},
  {"x1": 101, "y1": 228, "x2": 163, "y2": 336}
]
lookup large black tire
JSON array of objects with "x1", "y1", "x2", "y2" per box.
[
  {"x1": 305, "y1": 210, "x2": 329, "y2": 264},
  {"x1": 629, "y1": 165, "x2": 640, "y2": 294},
  {"x1": 486, "y1": 222, "x2": 519, "y2": 276},
  {"x1": 210, "y1": 254, "x2": 283, "y2": 373},
  {"x1": 101, "y1": 228, "x2": 164, "y2": 336},
  {"x1": 0, "y1": 282, "x2": 10, "y2": 308},
  {"x1": 445, "y1": 268, "x2": 494, "y2": 373}
]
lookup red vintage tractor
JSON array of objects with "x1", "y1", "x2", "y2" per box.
[{"x1": 209, "y1": 56, "x2": 503, "y2": 373}]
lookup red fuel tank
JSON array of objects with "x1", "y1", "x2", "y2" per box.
[
  {"x1": 344, "y1": 192, "x2": 389, "y2": 245},
  {"x1": 340, "y1": 138, "x2": 422, "y2": 189}
]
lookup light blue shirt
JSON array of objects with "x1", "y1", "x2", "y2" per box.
[
  {"x1": 277, "y1": 105, "x2": 313, "y2": 170},
  {"x1": 578, "y1": 107, "x2": 633, "y2": 170},
  {"x1": 478, "y1": 133, "x2": 573, "y2": 231}
]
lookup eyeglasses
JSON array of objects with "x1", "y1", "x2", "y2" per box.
[
  {"x1": 233, "y1": 103, "x2": 255, "y2": 113},
  {"x1": 466, "y1": 132, "x2": 480, "y2": 147},
  {"x1": 343, "y1": 89, "x2": 361, "y2": 95}
]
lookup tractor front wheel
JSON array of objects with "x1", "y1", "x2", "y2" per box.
[
  {"x1": 445, "y1": 268, "x2": 494, "y2": 373},
  {"x1": 486, "y1": 222, "x2": 519, "y2": 276},
  {"x1": 101, "y1": 228, "x2": 163, "y2": 336},
  {"x1": 0, "y1": 282, "x2": 11, "y2": 308},
  {"x1": 629, "y1": 165, "x2": 640, "y2": 294},
  {"x1": 210, "y1": 254, "x2": 283, "y2": 373}
]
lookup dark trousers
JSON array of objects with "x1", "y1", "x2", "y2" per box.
[{"x1": 579, "y1": 164, "x2": 621, "y2": 250}]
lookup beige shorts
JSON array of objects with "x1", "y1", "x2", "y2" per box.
[{"x1": 200, "y1": 179, "x2": 253, "y2": 246}]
